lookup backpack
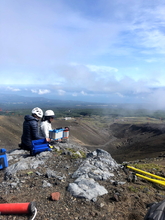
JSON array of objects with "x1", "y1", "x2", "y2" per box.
[
  {"x1": 31, "y1": 139, "x2": 51, "y2": 156},
  {"x1": 144, "y1": 200, "x2": 165, "y2": 220}
]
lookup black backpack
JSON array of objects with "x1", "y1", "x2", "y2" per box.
[{"x1": 144, "y1": 200, "x2": 165, "y2": 220}]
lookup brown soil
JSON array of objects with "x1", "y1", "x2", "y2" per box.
[
  {"x1": 2, "y1": 116, "x2": 165, "y2": 163},
  {"x1": 0, "y1": 116, "x2": 165, "y2": 220}
]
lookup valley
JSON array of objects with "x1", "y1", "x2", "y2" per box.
[
  {"x1": 1, "y1": 115, "x2": 165, "y2": 164},
  {"x1": 1, "y1": 115, "x2": 165, "y2": 219}
]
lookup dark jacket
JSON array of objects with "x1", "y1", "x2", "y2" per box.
[{"x1": 21, "y1": 115, "x2": 44, "y2": 150}]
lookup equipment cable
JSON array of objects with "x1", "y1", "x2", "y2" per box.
[{"x1": 31, "y1": 207, "x2": 37, "y2": 220}]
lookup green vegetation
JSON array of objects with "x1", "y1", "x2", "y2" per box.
[
  {"x1": 53, "y1": 149, "x2": 63, "y2": 154},
  {"x1": 133, "y1": 163, "x2": 164, "y2": 172},
  {"x1": 0, "y1": 105, "x2": 165, "y2": 121},
  {"x1": 128, "y1": 185, "x2": 152, "y2": 194},
  {"x1": 27, "y1": 171, "x2": 33, "y2": 175},
  {"x1": 128, "y1": 186, "x2": 139, "y2": 193},
  {"x1": 66, "y1": 148, "x2": 86, "y2": 159}
]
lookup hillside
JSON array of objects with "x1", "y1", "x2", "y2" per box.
[
  {"x1": 1, "y1": 115, "x2": 165, "y2": 163},
  {"x1": 0, "y1": 116, "x2": 165, "y2": 219},
  {"x1": 104, "y1": 122, "x2": 165, "y2": 163}
]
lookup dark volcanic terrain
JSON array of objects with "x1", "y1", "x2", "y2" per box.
[
  {"x1": 1, "y1": 115, "x2": 165, "y2": 162},
  {"x1": 54, "y1": 118, "x2": 165, "y2": 163},
  {"x1": 0, "y1": 115, "x2": 165, "y2": 220}
]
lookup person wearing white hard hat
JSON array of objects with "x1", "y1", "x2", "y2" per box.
[
  {"x1": 20, "y1": 107, "x2": 50, "y2": 151},
  {"x1": 40, "y1": 110, "x2": 55, "y2": 138}
]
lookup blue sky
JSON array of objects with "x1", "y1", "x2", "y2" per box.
[{"x1": 0, "y1": 0, "x2": 165, "y2": 108}]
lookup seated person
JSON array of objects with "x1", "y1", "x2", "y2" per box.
[
  {"x1": 40, "y1": 110, "x2": 55, "y2": 138},
  {"x1": 20, "y1": 107, "x2": 50, "y2": 151}
]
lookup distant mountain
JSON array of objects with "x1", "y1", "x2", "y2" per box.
[
  {"x1": 0, "y1": 93, "x2": 45, "y2": 102},
  {"x1": 0, "y1": 93, "x2": 151, "y2": 111},
  {"x1": 0, "y1": 93, "x2": 113, "y2": 110}
]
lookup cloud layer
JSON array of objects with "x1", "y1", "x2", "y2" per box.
[{"x1": 0, "y1": 0, "x2": 165, "y2": 108}]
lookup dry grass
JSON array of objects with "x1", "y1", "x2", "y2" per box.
[
  {"x1": 114, "y1": 117, "x2": 163, "y2": 124},
  {"x1": 133, "y1": 163, "x2": 164, "y2": 173}
]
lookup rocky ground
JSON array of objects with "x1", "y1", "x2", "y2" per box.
[
  {"x1": 0, "y1": 116, "x2": 165, "y2": 219},
  {"x1": 1, "y1": 142, "x2": 165, "y2": 220}
]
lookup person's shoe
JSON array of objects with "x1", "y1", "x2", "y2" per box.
[
  {"x1": 18, "y1": 144, "x2": 30, "y2": 151},
  {"x1": 18, "y1": 143, "x2": 23, "y2": 149}
]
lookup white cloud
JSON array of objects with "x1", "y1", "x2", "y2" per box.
[
  {"x1": 130, "y1": 5, "x2": 165, "y2": 54},
  {"x1": 58, "y1": 89, "x2": 66, "y2": 96},
  {"x1": 81, "y1": 91, "x2": 87, "y2": 95},
  {"x1": 116, "y1": 92, "x2": 124, "y2": 98},
  {"x1": 141, "y1": 30, "x2": 165, "y2": 54},
  {"x1": 31, "y1": 89, "x2": 37, "y2": 94},
  {"x1": 145, "y1": 88, "x2": 165, "y2": 109},
  {"x1": 72, "y1": 93, "x2": 78, "y2": 97},
  {"x1": 38, "y1": 89, "x2": 50, "y2": 95},
  {"x1": 6, "y1": 86, "x2": 21, "y2": 92},
  {"x1": 145, "y1": 58, "x2": 157, "y2": 63},
  {"x1": 0, "y1": 0, "x2": 165, "y2": 106},
  {"x1": 86, "y1": 65, "x2": 118, "y2": 73},
  {"x1": 31, "y1": 89, "x2": 50, "y2": 95}
]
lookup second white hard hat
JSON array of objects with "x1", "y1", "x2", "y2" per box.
[{"x1": 45, "y1": 110, "x2": 55, "y2": 117}]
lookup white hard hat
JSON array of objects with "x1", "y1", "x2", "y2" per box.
[
  {"x1": 32, "y1": 107, "x2": 43, "y2": 118},
  {"x1": 45, "y1": 110, "x2": 55, "y2": 117}
]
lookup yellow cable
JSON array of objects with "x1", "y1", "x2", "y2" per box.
[
  {"x1": 136, "y1": 173, "x2": 165, "y2": 186},
  {"x1": 127, "y1": 165, "x2": 165, "y2": 181}
]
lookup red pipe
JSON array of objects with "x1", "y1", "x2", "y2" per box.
[{"x1": 0, "y1": 202, "x2": 35, "y2": 215}]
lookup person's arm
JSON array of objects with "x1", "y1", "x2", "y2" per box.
[
  {"x1": 40, "y1": 122, "x2": 50, "y2": 138},
  {"x1": 30, "y1": 120, "x2": 45, "y2": 140}
]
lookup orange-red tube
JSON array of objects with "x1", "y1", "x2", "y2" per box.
[{"x1": 0, "y1": 202, "x2": 35, "y2": 214}]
